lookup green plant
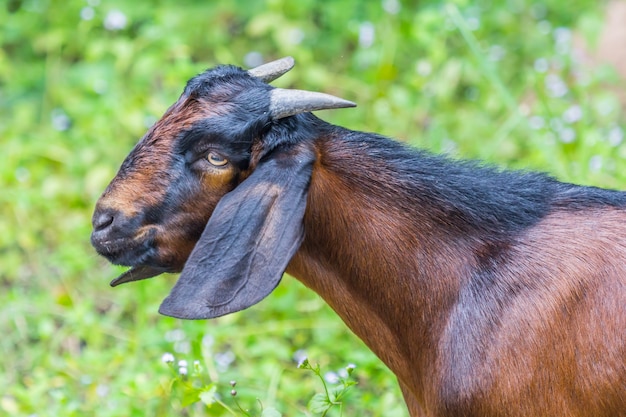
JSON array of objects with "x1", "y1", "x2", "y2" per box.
[
  {"x1": 160, "y1": 348, "x2": 357, "y2": 417},
  {"x1": 297, "y1": 358, "x2": 357, "y2": 417}
]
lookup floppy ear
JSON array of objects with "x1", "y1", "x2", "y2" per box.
[{"x1": 158, "y1": 144, "x2": 315, "y2": 319}]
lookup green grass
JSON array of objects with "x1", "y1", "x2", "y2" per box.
[{"x1": 1, "y1": 0, "x2": 624, "y2": 415}]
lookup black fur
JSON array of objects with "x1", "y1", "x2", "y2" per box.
[
  {"x1": 275, "y1": 113, "x2": 626, "y2": 241},
  {"x1": 159, "y1": 142, "x2": 316, "y2": 319}
]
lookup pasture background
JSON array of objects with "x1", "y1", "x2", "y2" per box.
[{"x1": 1, "y1": 0, "x2": 624, "y2": 415}]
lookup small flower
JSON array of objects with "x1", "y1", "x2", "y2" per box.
[
  {"x1": 488, "y1": 45, "x2": 506, "y2": 62},
  {"x1": 96, "y1": 384, "x2": 110, "y2": 398},
  {"x1": 359, "y1": 22, "x2": 375, "y2": 48},
  {"x1": 559, "y1": 127, "x2": 576, "y2": 143},
  {"x1": 174, "y1": 340, "x2": 191, "y2": 354},
  {"x1": 165, "y1": 329, "x2": 186, "y2": 342},
  {"x1": 533, "y1": 58, "x2": 549, "y2": 73},
  {"x1": 466, "y1": 17, "x2": 480, "y2": 31},
  {"x1": 537, "y1": 20, "x2": 551, "y2": 35},
  {"x1": 340, "y1": 363, "x2": 357, "y2": 378},
  {"x1": 529, "y1": 115, "x2": 545, "y2": 130},
  {"x1": 51, "y1": 108, "x2": 71, "y2": 131},
  {"x1": 288, "y1": 28, "x2": 305, "y2": 45},
  {"x1": 563, "y1": 105, "x2": 582, "y2": 124},
  {"x1": 415, "y1": 60, "x2": 432, "y2": 77},
  {"x1": 589, "y1": 155, "x2": 603, "y2": 172},
  {"x1": 202, "y1": 334, "x2": 215, "y2": 348},
  {"x1": 178, "y1": 360, "x2": 188, "y2": 368},
  {"x1": 15, "y1": 167, "x2": 30, "y2": 183},
  {"x1": 382, "y1": 0, "x2": 400, "y2": 15},
  {"x1": 244, "y1": 51, "x2": 264, "y2": 68},
  {"x1": 553, "y1": 27, "x2": 571, "y2": 48},
  {"x1": 297, "y1": 357, "x2": 309, "y2": 369},
  {"x1": 293, "y1": 349, "x2": 307, "y2": 364},
  {"x1": 161, "y1": 352, "x2": 175, "y2": 364},
  {"x1": 230, "y1": 380, "x2": 237, "y2": 387},
  {"x1": 608, "y1": 125, "x2": 624, "y2": 146},
  {"x1": 80, "y1": 7, "x2": 95, "y2": 21},
  {"x1": 104, "y1": 9, "x2": 127, "y2": 31},
  {"x1": 179, "y1": 366, "x2": 188, "y2": 376},
  {"x1": 214, "y1": 351, "x2": 235, "y2": 371},
  {"x1": 545, "y1": 74, "x2": 568, "y2": 98},
  {"x1": 230, "y1": 389, "x2": 237, "y2": 397},
  {"x1": 324, "y1": 371, "x2": 340, "y2": 384}
]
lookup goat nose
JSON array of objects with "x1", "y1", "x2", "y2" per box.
[{"x1": 92, "y1": 209, "x2": 116, "y2": 232}]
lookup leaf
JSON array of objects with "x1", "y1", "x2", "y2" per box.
[
  {"x1": 261, "y1": 406, "x2": 282, "y2": 417},
  {"x1": 199, "y1": 385, "x2": 217, "y2": 407},
  {"x1": 181, "y1": 386, "x2": 203, "y2": 407},
  {"x1": 308, "y1": 393, "x2": 331, "y2": 414}
]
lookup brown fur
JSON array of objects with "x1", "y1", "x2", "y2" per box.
[
  {"x1": 93, "y1": 96, "x2": 241, "y2": 269},
  {"x1": 287, "y1": 137, "x2": 626, "y2": 416}
]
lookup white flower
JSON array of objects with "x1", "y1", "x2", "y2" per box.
[
  {"x1": 244, "y1": 52, "x2": 264, "y2": 68},
  {"x1": 529, "y1": 115, "x2": 545, "y2": 130},
  {"x1": 382, "y1": 0, "x2": 400, "y2": 14},
  {"x1": 201, "y1": 334, "x2": 214, "y2": 348},
  {"x1": 415, "y1": 60, "x2": 432, "y2": 77},
  {"x1": 104, "y1": 9, "x2": 127, "y2": 31},
  {"x1": 563, "y1": 105, "x2": 582, "y2": 123},
  {"x1": 534, "y1": 58, "x2": 549, "y2": 73},
  {"x1": 161, "y1": 352, "x2": 175, "y2": 364},
  {"x1": 589, "y1": 155, "x2": 603, "y2": 172},
  {"x1": 96, "y1": 384, "x2": 109, "y2": 397},
  {"x1": 288, "y1": 28, "x2": 305, "y2": 45},
  {"x1": 359, "y1": 22, "x2": 375, "y2": 48},
  {"x1": 293, "y1": 349, "x2": 307, "y2": 364},
  {"x1": 559, "y1": 127, "x2": 576, "y2": 143},
  {"x1": 608, "y1": 126, "x2": 624, "y2": 146},
  {"x1": 51, "y1": 108, "x2": 71, "y2": 131},
  {"x1": 80, "y1": 7, "x2": 95, "y2": 21},
  {"x1": 324, "y1": 371, "x2": 340, "y2": 384},
  {"x1": 545, "y1": 74, "x2": 568, "y2": 98}
]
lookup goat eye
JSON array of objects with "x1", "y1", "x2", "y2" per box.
[{"x1": 207, "y1": 152, "x2": 228, "y2": 167}]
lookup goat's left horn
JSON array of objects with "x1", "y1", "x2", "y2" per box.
[
  {"x1": 269, "y1": 88, "x2": 356, "y2": 120},
  {"x1": 248, "y1": 56, "x2": 295, "y2": 83}
]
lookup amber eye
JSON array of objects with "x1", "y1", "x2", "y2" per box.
[{"x1": 207, "y1": 152, "x2": 228, "y2": 167}]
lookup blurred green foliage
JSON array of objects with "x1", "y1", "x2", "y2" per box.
[{"x1": 1, "y1": 0, "x2": 624, "y2": 415}]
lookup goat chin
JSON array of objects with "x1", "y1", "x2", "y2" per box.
[{"x1": 109, "y1": 265, "x2": 166, "y2": 287}]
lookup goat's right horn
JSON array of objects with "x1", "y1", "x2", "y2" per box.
[
  {"x1": 248, "y1": 56, "x2": 295, "y2": 83},
  {"x1": 269, "y1": 88, "x2": 356, "y2": 120}
]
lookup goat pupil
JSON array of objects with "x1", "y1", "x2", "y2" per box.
[{"x1": 208, "y1": 152, "x2": 227, "y2": 166}]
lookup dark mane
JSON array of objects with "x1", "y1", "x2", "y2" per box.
[{"x1": 282, "y1": 113, "x2": 626, "y2": 238}]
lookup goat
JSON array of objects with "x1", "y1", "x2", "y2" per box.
[{"x1": 91, "y1": 57, "x2": 626, "y2": 416}]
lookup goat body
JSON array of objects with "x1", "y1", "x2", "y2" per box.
[
  {"x1": 91, "y1": 58, "x2": 626, "y2": 416},
  {"x1": 287, "y1": 121, "x2": 626, "y2": 415}
]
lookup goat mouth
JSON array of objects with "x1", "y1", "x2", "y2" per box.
[
  {"x1": 92, "y1": 230, "x2": 157, "y2": 265},
  {"x1": 110, "y1": 265, "x2": 168, "y2": 287}
]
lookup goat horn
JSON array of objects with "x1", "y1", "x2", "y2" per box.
[
  {"x1": 269, "y1": 88, "x2": 357, "y2": 120},
  {"x1": 248, "y1": 56, "x2": 295, "y2": 83}
]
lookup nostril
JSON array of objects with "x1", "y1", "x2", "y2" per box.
[{"x1": 92, "y1": 211, "x2": 115, "y2": 232}]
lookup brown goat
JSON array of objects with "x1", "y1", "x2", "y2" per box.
[{"x1": 91, "y1": 57, "x2": 626, "y2": 416}]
